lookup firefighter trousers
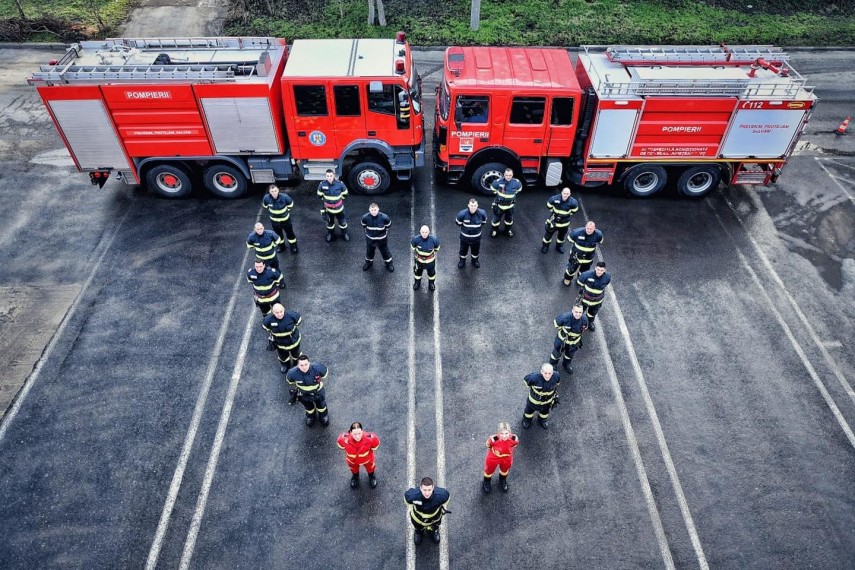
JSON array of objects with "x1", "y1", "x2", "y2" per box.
[
  {"x1": 346, "y1": 458, "x2": 376, "y2": 475},
  {"x1": 254, "y1": 294, "x2": 280, "y2": 316},
  {"x1": 491, "y1": 204, "x2": 514, "y2": 228},
  {"x1": 458, "y1": 239, "x2": 481, "y2": 259},
  {"x1": 326, "y1": 211, "x2": 348, "y2": 231},
  {"x1": 414, "y1": 261, "x2": 437, "y2": 281},
  {"x1": 484, "y1": 453, "x2": 513, "y2": 477},
  {"x1": 410, "y1": 513, "x2": 444, "y2": 532},
  {"x1": 298, "y1": 389, "x2": 328, "y2": 419},
  {"x1": 274, "y1": 338, "x2": 301, "y2": 368},
  {"x1": 523, "y1": 398, "x2": 553, "y2": 421},
  {"x1": 543, "y1": 221, "x2": 570, "y2": 244},
  {"x1": 366, "y1": 239, "x2": 392, "y2": 262},
  {"x1": 550, "y1": 337, "x2": 580, "y2": 366},
  {"x1": 582, "y1": 300, "x2": 603, "y2": 323},
  {"x1": 271, "y1": 220, "x2": 298, "y2": 246},
  {"x1": 565, "y1": 255, "x2": 593, "y2": 280}
]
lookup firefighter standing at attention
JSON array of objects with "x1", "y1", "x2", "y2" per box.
[
  {"x1": 456, "y1": 198, "x2": 488, "y2": 268},
  {"x1": 361, "y1": 203, "x2": 394, "y2": 272},
  {"x1": 261, "y1": 302, "x2": 302, "y2": 374},
  {"x1": 563, "y1": 221, "x2": 604, "y2": 285},
  {"x1": 482, "y1": 421, "x2": 519, "y2": 494},
  {"x1": 285, "y1": 355, "x2": 330, "y2": 427},
  {"x1": 541, "y1": 187, "x2": 579, "y2": 253},
  {"x1": 405, "y1": 477, "x2": 451, "y2": 545},
  {"x1": 549, "y1": 304, "x2": 589, "y2": 374},
  {"x1": 411, "y1": 225, "x2": 441, "y2": 291},
  {"x1": 522, "y1": 363, "x2": 561, "y2": 430},
  {"x1": 262, "y1": 184, "x2": 299, "y2": 254},
  {"x1": 576, "y1": 261, "x2": 612, "y2": 331},
  {"x1": 246, "y1": 258, "x2": 284, "y2": 316},
  {"x1": 318, "y1": 169, "x2": 350, "y2": 242},
  {"x1": 246, "y1": 222, "x2": 283, "y2": 270},
  {"x1": 336, "y1": 422, "x2": 381, "y2": 489},
  {"x1": 490, "y1": 168, "x2": 522, "y2": 238}
]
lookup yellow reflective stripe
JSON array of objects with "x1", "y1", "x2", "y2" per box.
[
  {"x1": 409, "y1": 506, "x2": 443, "y2": 524},
  {"x1": 253, "y1": 282, "x2": 276, "y2": 292},
  {"x1": 275, "y1": 338, "x2": 301, "y2": 350},
  {"x1": 357, "y1": 451, "x2": 370, "y2": 457},
  {"x1": 574, "y1": 244, "x2": 596, "y2": 252},
  {"x1": 255, "y1": 292, "x2": 279, "y2": 302}
]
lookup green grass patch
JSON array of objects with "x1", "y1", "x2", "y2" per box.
[
  {"x1": 0, "y1": 0, "x2": 130, "y2": 40},
  {"x1": 223, "y1": 0, "x2": 855, "y2": 46}
]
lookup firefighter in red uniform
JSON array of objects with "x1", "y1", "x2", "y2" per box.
[
  {"x1": 482, "y1": 421, "x2": 519, "y2": 494},
  {"x1": 336, "y1": 422, "x2": 380, "y2": 489}
]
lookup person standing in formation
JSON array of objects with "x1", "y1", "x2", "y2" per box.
[
  {"x1": 262, "y1": 184, "x2": 299, "y2": 254},
  {"x1": 541, "y1": 187, "x2": 579, "y2": 254},
  {"x1": 285, "y1": 355, "x2": 330, "y2": 427},
  {"x1": 317, "y1": 169, "x2": 350, "y2": 242},
  {"x1": 490, "y1": 168, "x2": 522, "y2": 238},
  {"x1": 576, "y1": 261, "x2": 611, "y2": 331},
  {"x1": 411, "y1": 225, "x2": 441, "y2": 291},
  {"x1": 404, "y1": 477, "x2": 451, "y2": 545},
  {"x1": 563, "y1": 221, "x2": 604, "y2": 285},
  {"x1": 336, "y1": 422, "x2": 381, "y2": 489},
  {"x1": 522, "y1": 363, "x2": 561, "y2": 429},
  {"x1": 549, "y1": 304, "x2": 588, "y2": 374},
  {"x1": 246, "y1": 222, "x2": 282, "y2": 270},
  {"x1": 262, "y1": 302, "x2": 302, "y2": 374},
  {"x1": 246, "y1": 258, "x2": 283, "y2": 316},
  {"x1": 482, "y1": 421, "x2": 519, "y2": 493},
  {"x1": 456, "y1": 198, "x2": 487, "y2": 268},
  {"x1": 361, "y1": 203, "x2": 394, "y2": 272}
]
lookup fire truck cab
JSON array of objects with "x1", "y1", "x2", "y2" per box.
[
  {"x1": 28, "y1": 34, "x2": 424, "y2": 198},
  {"x1": 434, "y1": 46, "x2": 583, "y2": 194}
]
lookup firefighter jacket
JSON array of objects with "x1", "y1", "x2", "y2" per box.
[
  {"x1": 262, "y1": 192, "x2": 294, "y2": 223},
  {"x1": 261, "y1": 310, "x2": 302, "y2": 349},
  {"x1": 361, "y1": 212, "x2": 391, "y2": 241},
  {"x1": 286, "y1": 363, "x2": 329, "y2": 395},
  {"x1": 546, "y1": 194, "x2": 580, "y2": 227},
  {"x1": 524, "y1": 371, "x2": 561, "y2": 406},
  {"x1": 411, "y1": 235, "x2": 441, "y2": 264},
  {"x1": 337, "y1": 432, "x2": 380, "y2": 466},
  {"x1": 246, "y1": 230, "x2": 282, "y2": 262},
  {"x1": 246, "y1": 266, "x2": 283, "y2": 302},
  {"x1": 567, "y1": 227, "x2": 604, "y2": 261},
  {"x1": 554, "y1": 311, "x2": 589, "y2": 345},
  {"x1": 317, "y1": 180, "x2": 348, "y2": 214},
  {"x1": 490, "y1": 177, "x2": 522, "y2": 209},
  {"x1": 576, "y1": 269, "x2": 612, "y2": 305},
  {"x1": 486, "y1": 434, "x2": 519, "y2": 458},
  {"x1": 404, "y1": 487, "x2": 451, "y2": 529},
  {"x1": 456, "y1": 208, "x2": 488, "y2": 241}
]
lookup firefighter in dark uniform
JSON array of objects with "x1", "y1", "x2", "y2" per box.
[
  {"x1": 361, "y1": 203, "x2": 394, "y2": 272},
  {"x1": 576, "y1": 261, "x2": 612, "y2": 331},
  {"x1": 285, "y1": 355, "x2": 330, "y2": 427},
  {"x1": 317, "y1": 169, "x2": 350, "y2": 242},
  {"x1": 247, "y1": 222, "x2": 283, "y2": 270},
  {"x1": 550, "y1": 304, "x2": 588, "y2": 374},
  {"x1": 262, "y1": 184, "x2": 298, "y2": 254},
  {"x1": 405, "y1": 476, "x2": 451, "y2": 545},
  {"x1": 246, "y1": 258, "x2": 284, "y2": 316},
  {"x1": 456, "y1": 198, "x2": 487, "y2": 268},
  {"x1": 490, "y1": 168, "x2": 522, "y2": 238},
  {"x1": 541, "y1": 187, "x2": 579, "y2": 253},
  {"x1": 411, "y1": 225, "x2": 441, "y2": 291},
  {"x1": 262, "y1": 303, "x2": 302, "y2": 373},
  {"x1": 522, "y1": 363, "x2": 561, "y2": 429},
  {"x1": 563, "y1": 220, "x2": 604, "y2": 285}
]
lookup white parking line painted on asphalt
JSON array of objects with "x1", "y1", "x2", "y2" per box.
[
  {"x1": 145, "y1": 210, "x2": 261, "y2": 570},
  {"x1": 0, "y1": 204, "x2": 133, "y2": 445},
  {"x1": 710, "y1": 206, "x2": 855, "y2": 448},
  {"x1": 596, "y1": 326, "x2": 676, "y2": 570},
  {"x1": 580, "y1": 201, "x2": 709, "y2": 569},
  {"x1": 715, "y1": 195, "x2": 855, "y2": 405},
  {"x1": 428, "y1": 176, "x2": 450, "y2": 570},
  {"x1": 406, "y1": 180, "x2": 417, "y2": 570},
  {"x1": 815, "y1": 157, "x2": 855, "y2": 203},
  {"x1": 178, "y1": 301, "x2": 256, "y2": 569}
]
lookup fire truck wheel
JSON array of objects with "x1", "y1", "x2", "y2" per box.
[
  {"x1": 146, "y1": 164, "x2": 193, "y2": 199},
  {"x1": 471, "y1": 162, "x2": 507, "y2": 196},
  {"x1": 677, "y1": 166, "x2": 721, "y2": 198},
  {"x1": 624, "y1": 165, "x2": 667, "y2": 198},
  {"x1": 203, "y1": 164, "x2": 248, "y2": 199},
  {"x1": 348, "y1": 162, "x2": 390, "y2": 195}
]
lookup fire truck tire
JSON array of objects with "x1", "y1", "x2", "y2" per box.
[
  {"x1": 203, "y1": 164, "x2": 248, "y2": 199},
  {"x1": 146, "y1": 164, "x2": 193, "y2": 199},
  {"x1": 471, "y1": 162, "x2": 507, "y2": 196},
  {"x1": 348, "y1": 161, "x2": 391, "y2": 195},
  {"x1": 624, "y1": 165, "x2": 667, "y2": 197},
  {"x1": 677, "y1": 166, "x2": 721, "y2": 198}
]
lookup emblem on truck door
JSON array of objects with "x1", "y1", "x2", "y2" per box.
[{"x1": 309, "y1": 131, "x2": 327, "y2": 146}]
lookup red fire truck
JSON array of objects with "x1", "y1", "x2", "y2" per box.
[
  {"x1": 28, "y1": 34, "x2": 424, "y2": 198},
  {"x1": 434, "y1": 44, "x2": 816, "y2": 197}
]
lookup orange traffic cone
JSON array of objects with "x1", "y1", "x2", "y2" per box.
[{"x1": 834, "y1": 116, "x2": 850, "y2": 135}]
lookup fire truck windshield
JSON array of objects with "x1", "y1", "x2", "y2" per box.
[
  {"x1": 439, "y1": 81, "x2": 450, "y2": 121},
  {"x1": 409, "y1": 63, "x2": 422, "y2": 114}
]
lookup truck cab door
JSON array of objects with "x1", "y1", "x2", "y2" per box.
[
  {"x1": 331, "y1": 84, "x2": 366, "y2": 152},
  {"x1": 546, "y1": 96, "x2": 576, "y2": 156},
  {"x1": 290, "y1": 83, "x2": 336, "y2": 159},
  {"x1": 504, "y1": 96, "x2": 548, "y2": 158},
  {"x1": 366, "y1": 81, "x2": 411, "y2": 147},
  {"x1": 448, "y1": 95, "x2": 492, "y2": 156}
]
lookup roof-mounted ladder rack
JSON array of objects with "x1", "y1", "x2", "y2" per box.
[{"x1": 597, "y1": 44, "x2": 790, "y2": 66}]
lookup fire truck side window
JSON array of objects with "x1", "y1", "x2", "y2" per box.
[
  {"x1": 509, "y1": 97, "x2": 546, "y2": 125},
  {"x1": 456, "y1": 96, "x2": 489, "y2": 124},
  {"x1": 294, "y1": 85, "x2": 328, "y2": 116},
  {"x1": 334, "y1": 85, "x2": 361, "y2": 116},
  {"x1": 551, "y1": 97, "x2": 574, "y2": 126},
  {"x1": 368, "y1": 84, "x2": 396, "y2": 115},
  {"x1": 439, "y1": 82, "x2": 451, "y2": 121}
]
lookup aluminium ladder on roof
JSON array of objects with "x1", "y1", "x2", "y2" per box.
[{"x1": 599, "y1": 44, "x2": 790, "y2": 65}]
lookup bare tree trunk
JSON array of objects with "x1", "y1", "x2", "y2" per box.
[
  {"x1": 470, "y1": 0, "x2": 481, "y2": 31},
  {"x1": 368, "y1": 0, "x2": 375, "y2": 25},
  {"x1": 376, "y1": 0, "x2": 387, "y2": 27},
  {"x1": 14, "y1": 0, "x2": 27, "y2": 19},
  {"x1": 339, "y1": 0, "x2": 345, "y2": 18}
]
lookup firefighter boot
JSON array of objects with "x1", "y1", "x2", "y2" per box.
[
  {"x1": 413, "y1": 529, "x2": 424, "y2": 545},
  {"x1": 432, "y1": 529, "x2": 441, "y2": 544},
  {"x1": 541, "y1": 242, "x2": 550, "y2": 254},
  {"x1": 350, "y1": 473, "x2": 359, "y2": 489},
  {"x1": 482, "y1": 476, "x2": 492, "y2": 494},
  {"x1": 587, "y1": 319, "x2": 596, "y2": 332},
  {"x1": 522, "y1": 416, "x2": 532, "y2": 429},
  {"x1": 429, "y1": 280, "x2": 436, "y2": 292},
  {"x1": 538, "y1": 417, "x2": 550, "y2": 429},
  {"x1": 506, "y1": 228, "x2": 514, "y2": 238},
  {"x1": 472, "y1": 257, "x2": 480, "y2": 268},
  {"x1": 458, "y1": 258, "x2": 466, "y2": 269},
  {"x1": 556, "y1": 242, "x2": 565, "y2": 254},
  {"x1": 290, "y1": 243, "x2": 299, "y2": 254},
  {"x1": 363, "y1": 260, "x2": 373, "y2": 271},
  {"x1": 385, "y1": 261, "x2": 394, "y2": 272},
  {"x1": 413, "y1": 279, "x2": 421, "y2": 290},
  {"x1": 342, "y1": 229, "x2": 351, "y2": 242},
  {"x1": 325, "y1": 230, "x2": 336, "y2": 243},
  {"x1": 369, "y1": 472, "x2": 378, "y2": 489},
  {"x1": 499, "y1": 474, "x2": 509, "y2": 493},
  {"x1": 305, "y1": 414, "x2": 316, "y2": 427}
]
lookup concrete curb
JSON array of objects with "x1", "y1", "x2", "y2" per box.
[{"x1": 0, "y1": 42, "x2": 68, "y2": 50}]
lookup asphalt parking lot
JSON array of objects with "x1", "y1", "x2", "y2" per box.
[{"x1": 0, "y1": 47, "x2": 853, "y2": 569}]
